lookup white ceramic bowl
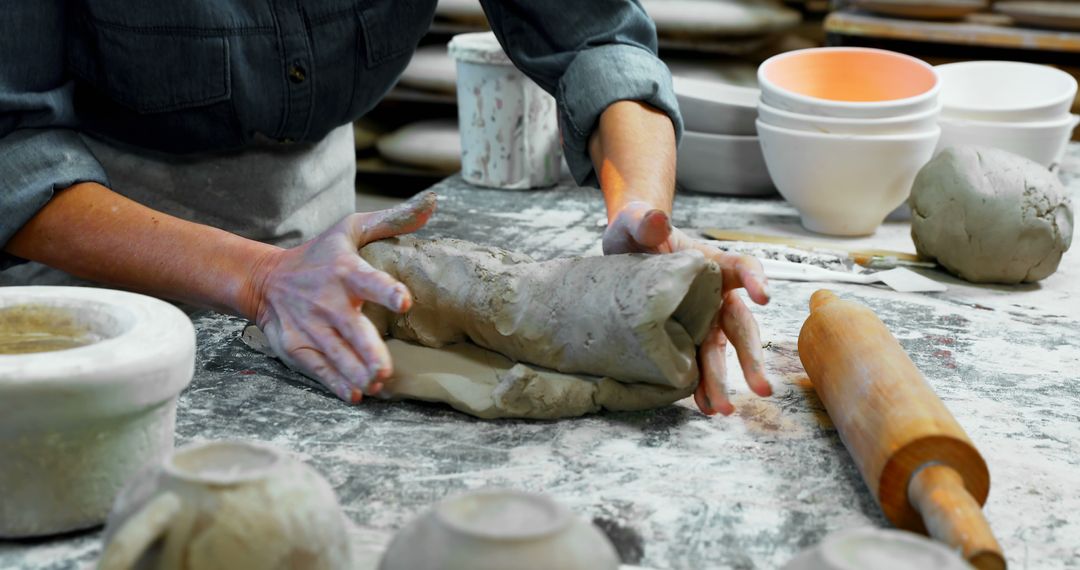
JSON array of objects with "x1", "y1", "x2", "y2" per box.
[
  {"x1": 758, "y1": 101, "x2": 941, "y2": 135},
  {"x1": 936, "y1": 61, "x2": 1078, "y2": 122},
  {"x1": 673, "y1": 76, "x2": 760, "y2": 136},
  {"x1": 757, "y1": 120, "x2": 941, "y2": 236},
  {"x1": 379, "y1": 490, "x2": 619, "y2": 570},
  {"x1": 937, "y1": 114, "x2": 1080, "y2": 167},
  {"x1": 0, "y1": 287, "x2": 195, "y2": 538},
  {"x1": 759, "y1": 47, "x2": 940, "y2": 119},
  {"x1": 677, "y1": 130, "x2": 776, "y2": 196}
]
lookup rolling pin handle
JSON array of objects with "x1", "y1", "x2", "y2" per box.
[
  {"x1": 908, "y1": 464, "x2": 1006, "y2": 570},
  {"x1": 808, "y1": 289, "x2": 839, "y2": 312}
]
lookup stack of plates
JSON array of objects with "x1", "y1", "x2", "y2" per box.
[{"x1": 673, "y1": 77, "x2": 775, "y2": 196}]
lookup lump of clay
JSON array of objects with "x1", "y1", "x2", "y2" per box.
[
  {"x1": 360, "y1": 236, "x2": 723, "y2": 390},
  {"x1": 910, "y1": 146, "x2": 1073, "y2": 284}
]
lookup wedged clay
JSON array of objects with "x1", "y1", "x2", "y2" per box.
[
  {"x1": 910, "y1": 145, "x2": 1074, "y2": 284},
  {"x1": 355, "y1": 237, "x2": 724, "y2": 419},
  {"x1": 0, "y1": 287, "x2": 194, "y2": 539},
  {"x1": 360, "y1": 237, "x2": 722, "y2": 388},
  {"x1": 98, "y1": 440, "x2": 352, "y2": 570}
]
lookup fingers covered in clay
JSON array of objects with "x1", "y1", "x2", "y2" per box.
[
  {"x1": 720, "y1": 291, "x2": 772, "y2": 398},
  {"x1": 695, "y1": 321, "x2": 732, "y2": 416},
  {"x1": 344, "y1": 259, "x2": 412, "y2": 313},
  {"x1": 695, "y1": 244, "x2": 770, "y2": 306},
  {"x1": 350, "y1": 190, "x2": 437, "y2": 245},
  {"x1": 602, "y1": 201, "x2": 673, "y2": 255}
]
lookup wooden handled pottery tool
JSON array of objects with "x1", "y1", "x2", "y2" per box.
[
  {"x1": 798, "y1": 290, "x2": 1005, "y2": 570},
  {"x1": 702, "y1": 228, "x2": 935, "y2": 268}
]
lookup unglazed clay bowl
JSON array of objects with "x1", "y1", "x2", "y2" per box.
[
  {"x1": 0, "y1": 286, "x2": 194, "y2": 539},
  {"x1": 936, "y1": 61, "x2": 1078, "y2": 122},
  {"x1": 757, "y1": 120, "x2": 940, "y2": 236},
  {"x1": 759, "y1": 47, "x2": 939, "y2": 119},
  {"x1": 673, "y1": 76, "x2": 760, "y2": 136},
  {"x1": 937, "y1": 113, "x2": 1080, "y2": 168},
  {"x1": 379, "y1": 489, "x2": 620, "y2": 570},
  {"x1": 757, "y1": 101, "x2": 941, "y2": 135},
  {"x1": 782, "y1": 528, "x2": 971, "y2": 570},
  {"x1": 98, "y1": 440, "x2": 353, "y2": 570},
  {"x1": 677, "y1": 130, "x2": 776, "y2": 196}
]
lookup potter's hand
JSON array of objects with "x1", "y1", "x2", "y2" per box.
[
  {"x1": 249, "y1": 192, "x2": 436, "y2": 403},
  {"x1": 603, "y1": 201, "x2": 773, "y2": 416}
]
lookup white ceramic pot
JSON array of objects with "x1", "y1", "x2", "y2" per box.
[
  {"x1": 757, "y1": 120, "x2": 940, "y2": 236},
  {"x1": 0, "y1": 287, "x2": 194, "y2": 539},
  {"x1": 937, "y1": 113, "x2": 1080, "y2": 168},
  {"x1": 757, "y1": 101, "x2": 941, "y2": 135},
  {"x1": 448, "y1": 32, "x2": 561, "y2": 189},
  {"x1": 673, "y1": 76, "x2": 759, "y2": 136},
  {"x1": 783, "y1": 528, "x2": 971, "y2": 570},
  {"x1": 98, "y1": 440, "x2": 353, "y2": 570},
  {"x1": 379, "y1": 490, "x2": 620, "y2": 570},
  {"x1": 759, "y1": 47, "x2": 940, "y2": 119},
  {"x1": 936, "y1": 60, "x2": 1078, "y2": 122},
  {"x1": 676, "y1": 130, "x2": 775, "y2": 196}
]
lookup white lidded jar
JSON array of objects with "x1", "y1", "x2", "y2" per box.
[
  {"x1": 0, "y1": 286, "x2": 195, "y2": 538},
  {"x1": 448, "y1": 32, "x2": 562, "y2": 189}
]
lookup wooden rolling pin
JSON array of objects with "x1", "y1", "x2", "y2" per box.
[{"x1": 798, "y1": 290, "x2": 1005, "y2": 570}]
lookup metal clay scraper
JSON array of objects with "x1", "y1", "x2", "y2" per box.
[{"x1": 760, "y1": 259, "x2": 947, "y2": 293}]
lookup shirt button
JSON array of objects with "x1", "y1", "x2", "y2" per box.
[{"x1": 288, "y1": 63, "x2": 306, "y2": 84}]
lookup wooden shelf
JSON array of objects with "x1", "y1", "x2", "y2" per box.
[{"x1": 826, "y1": 9, "x2": 1080, "y2": 52}]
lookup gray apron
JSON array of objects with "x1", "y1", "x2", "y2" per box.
[{"x1": 0, "y1": 124, "x2": 356, "y2": 287}]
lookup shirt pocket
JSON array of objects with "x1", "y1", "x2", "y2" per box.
[
  {"x1": 356, "y1": 0, "x2": 436, "y2": 67},
  {"x1": 67, "y1": 24, "x2": 231, "y2": 114}
]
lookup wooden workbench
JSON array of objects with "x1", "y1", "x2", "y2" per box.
[{"x1": 3, "y1": 146, "x2": 1079, "y2": 569}]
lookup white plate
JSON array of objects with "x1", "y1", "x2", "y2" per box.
[
  {"x1": 641, "y1": 0, "x2": 800, "y2": 37},
  {"x1": 674, "y1": 76, "x2": 759, "y2": 135},
  {"x1": 400, "y1": 45, "x2": 458, "y2": 94},
  {"x1": 676, "y1": 130, "x2": 776, "y2": 196},
  {"x1": 376, "y1": 120, "x2": 461, "y2": 174}
]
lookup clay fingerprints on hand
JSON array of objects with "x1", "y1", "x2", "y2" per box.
[{"x1": 255, "y1": 192, "x2": 437, "y2": 403}]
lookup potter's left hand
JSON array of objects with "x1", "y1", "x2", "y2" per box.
[{"x1": 603, "y1": 201, "x2": 773, "y2": 416}]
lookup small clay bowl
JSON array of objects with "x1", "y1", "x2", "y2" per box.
[
  {"x1": 379, "y1": 489, "x2": 620, "y2": 570},
  {"x1": 759, "y1": 47, "x2": 940, "y2": 119},
  {"x1": 98, "y1": 440, "x2": 353, "y2": 570}
]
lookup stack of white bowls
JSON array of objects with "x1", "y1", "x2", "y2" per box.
[
  {"x1": 935, "y1": 61, "x2": 1079, "y2": 168},
  {"x1": 756, "y1": 47, "x2": 942, "y2": 236},
  {"x1": 672, "y1": 76, "x2": 776, "y2": 196}
]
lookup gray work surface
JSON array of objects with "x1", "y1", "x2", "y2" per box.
[{"x1": 4, "y1": 146, "x2": 1079, "y2": 569}]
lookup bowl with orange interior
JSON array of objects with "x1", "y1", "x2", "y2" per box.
[{"x1": 755, "y1": 47, "x2": 942, "y2": 236}]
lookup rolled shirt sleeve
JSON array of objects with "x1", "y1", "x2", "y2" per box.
[
  {"x1": 480, "y1": 0, "x2": 684, "y2": 188},
  {"x1": 1, "y1": 1, "x2": 110, "y2": 270}
]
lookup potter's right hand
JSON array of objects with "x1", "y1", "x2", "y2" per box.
[{"x1": 245, "y1": 192, "x2": 436, "y2": 403}]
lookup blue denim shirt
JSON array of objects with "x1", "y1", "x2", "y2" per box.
[{"x1": 0, "y1": 0, "x2": 682, "y2": 265}]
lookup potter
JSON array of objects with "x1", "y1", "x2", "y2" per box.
[{"x1": 1, "y1": 0, "x2": 774, "y2": 418}]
